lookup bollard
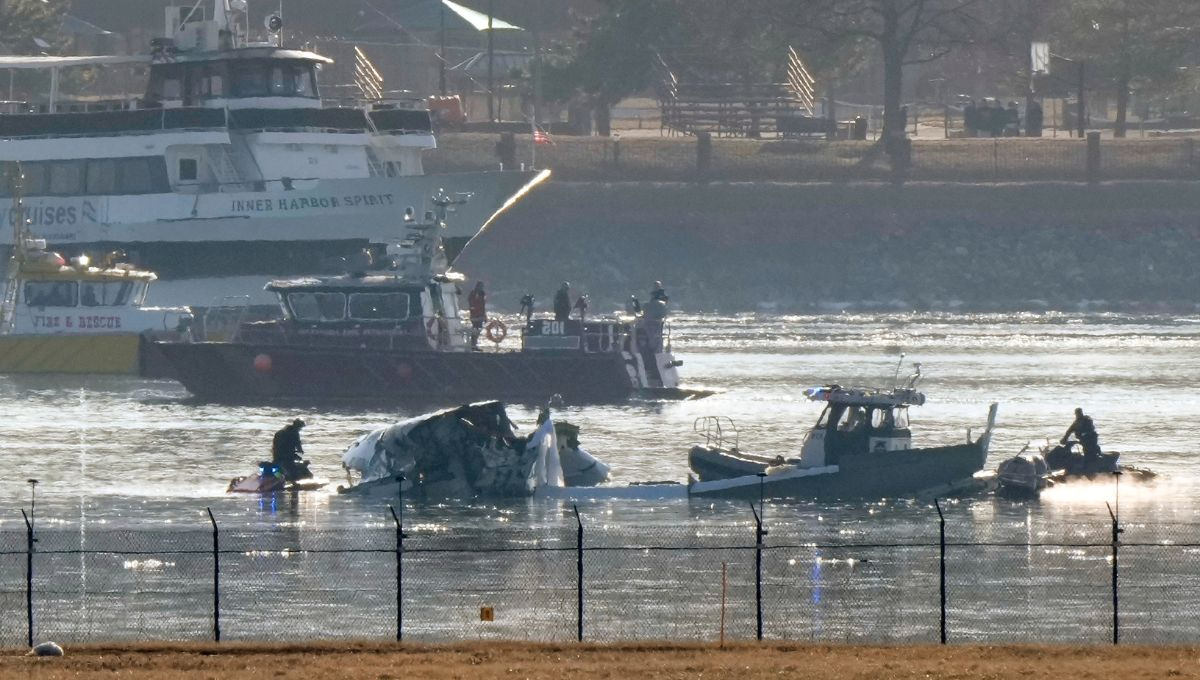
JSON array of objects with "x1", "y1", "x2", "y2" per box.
[
  {"x1": 574, "y1": 505, "x2": 584, "y2": 642},
  {"x1": 496, "y1": 132, "x2": 516, "y2": 171},
  {"x1": 207, "y1": 508, "x2": 220, "y2": 642},
  {"x1": 1086, "y1": 131, "x2": 1101, "y2": 183}
]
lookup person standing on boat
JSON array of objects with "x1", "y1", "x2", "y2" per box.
[
  {"x1": 642, "y1": 282, "x2": 669, "y2": 352},
  {"x1": 272, "y1": 418, "x2": 311, "y2": 481},
  {"x1": 468, "y1": 281, "x2": 487, "y2": 350},
  {"x1": 554, "y1": 282, "x2": 572, "y2": 322},
  {"x1": 1061, "y1": 408, "x2": 1101, "y2": 464}
]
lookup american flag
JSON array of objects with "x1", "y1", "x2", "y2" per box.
[{"x1": 533, "y1": 127, "x2": 553, "y2": 145}]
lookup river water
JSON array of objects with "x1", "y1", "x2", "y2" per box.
[
  {"x1": 2, "y1": 312, "x2": 1199, "y2": 644},
  {"x1": 2, "y1": 311, "x2": 1197, "y2": 524}
]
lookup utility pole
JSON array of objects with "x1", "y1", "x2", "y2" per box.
[
  {"x1": 487, "y1": 0, "x2": 495, "y2": 122},
  {"x1": 438, "y1": 1, "x2": 447, "y2": 96}
]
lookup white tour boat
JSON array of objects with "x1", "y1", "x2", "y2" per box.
[{"x1": 0, "y1": 0, "x2": 546, "y2": 294}]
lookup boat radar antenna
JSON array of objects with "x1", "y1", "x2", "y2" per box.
[
  {"x1": 891, "y1": 353, "x2": 906, "y2": 390},
  {"x1": 430, "y1": 188, "x2": 471, "y2": 225},
  {"x1": 2, "y1": 162, "x2": 29, "y2": 334}
]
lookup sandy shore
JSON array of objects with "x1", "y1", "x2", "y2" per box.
[{"x1": 4, "y1": 642, "x2": 1199, "y2": 679}]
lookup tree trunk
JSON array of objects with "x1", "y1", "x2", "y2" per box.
[
  {"x1": 1114, "y1": 76, "x2": 1130, "y2": 138},
  {"x1": 594, "y1": 102, "x2": 612, "y2": 137},
  {"x1": 880, "y1": 2, "x2": 906, "y2": 147},
  {"x1": 881, "y1": 42, "x2": 906, "y2": 147},
  {"x1": 1114, "y1": 15, "x2": 1131, "y2": 138}
]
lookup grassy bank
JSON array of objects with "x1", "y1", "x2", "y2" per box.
[
  {"x1": 5, "y1": 642, "x2": 1199, "y2": 679},
  {"x1": 428, "y1": 133, "x2": 1200, "y2": 183}
]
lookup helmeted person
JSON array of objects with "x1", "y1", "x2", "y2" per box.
[
  {"x1": 553, "y1": 282, "x2": 572, "y2": 322},
  {"x1": 641, "y1": 281, "x2": 669, "y2": 351},
  {"x1": 272, "y1": 418, "x2": 312, "y2": 481},
  {"x1": 467, "y1": 281, "x2": 487, "y2": 349},
  {"x1": 1061, "y1": 407, "x2": 1101, "y2": 463}
]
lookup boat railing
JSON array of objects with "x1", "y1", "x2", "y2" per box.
[
  {"x1": 200, "y1": 295, "x2": 252, "y2": 342},
  {"x1": 0, "y1": 107, "x2": 227, "y2": 140},
  {"x1": 694, "y1": 416, "x2": 739, "y2": 451}
]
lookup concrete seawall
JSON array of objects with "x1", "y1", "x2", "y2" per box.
[{"x1": 457, "y1": 181, "x2": 1200, "y2": 312}]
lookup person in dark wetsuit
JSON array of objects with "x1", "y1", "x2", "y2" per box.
[
  {"x1": 272, "y1": 418, "x2": 311, "y2": 481},
  {"x1": 553, "y1": 282, "x2": 572, "y2": 322},
  {"x1": 1061, "y1": 408, "x2": 1101, "y2": 464},
  {"x1": 467, "y1": 281, "x2": 486, "y2": 349}
]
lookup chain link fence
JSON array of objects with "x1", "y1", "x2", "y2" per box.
[{"x1": 3, "y1": 505, "x2": 1200, "y2": 646}]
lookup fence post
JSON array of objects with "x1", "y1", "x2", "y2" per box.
[
  {"x1": 1107, "y1": 473, "x2": 1123, "y2": 645},
  {"x1": 1086, "y1": 132, "x2": 1102, "y2": 184},
  {"x1": 21, "y1": 509, "x2": 33, "y2": 648},
  {"x1": 934, "y1": 499, "x2": 946, "y2": 644},
  {"x1": 574, "y1": 505, "x2": 584, "y2": 642},
  {"x1": 397, "y1": 478, "x2": 405, "y2": 641},
  {"x1": 750, "y1": 490, "x2": 767, "y2": 641},
  {"x1": 207, "y1": 508, "x2": 220, "y2": 643}
]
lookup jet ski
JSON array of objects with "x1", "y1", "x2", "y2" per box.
[
  {"x1": 993, "y1": 439, "x2": 1155, "y2": 498},
  {"x1": 227, "y1": 461, "x2": 327, "y2": 494}
]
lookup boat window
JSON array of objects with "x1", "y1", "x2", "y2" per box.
[
  {"x1": 349, "y1": 293, "x2": 410, "y2": 321},
  {"x1": 86, "y1": 159, "x2": 117, "y2": 194},
  {"x1": 870, "y1": 407, "x2": 891, "y2": 431},
  {"x1": 294, "y1": 66, "x2": 315, "y2": 97},
  {"x1": 178, "y1": 158, "x2": 199, "y2": 182},
  {"x1": 49, "y1": 161, "x2": 84, "y2": 195},
  {"x1": 162, "y1": 77, "x2": 182, "y2": 100},
  {"x1": 21, "y1": 163, "x2": 49, "y2": 196},
  {"x1": 116, "y1": 157, "x2": 169, "y2": 194},
  {"x1": 81, "y1": 281, "x2": 134, "y2": 307},
  {"x1": 814, "y1": 405, "x2": 831, "y2": 429},
  {"x1": 231, "y1": 62, "x2": 269, "y2": 97},
  {"x1": 894, "y1": 407, "x2": 910, "y2": 429},
  {"x1": 24, "y1": 281, "x2": 77, "y2": 308},
  {"x1": 288, "y1": 292, "x2": 346, "y2": 321},
  {"x1": 270, "y1": 67, "x2": 287, "y2": 95},
  {"x1": 837, "y1": 406, "x2": 867, "y2": 432}
]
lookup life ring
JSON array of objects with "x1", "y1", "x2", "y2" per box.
[{"x1": 485, "y1": 319, "x2": 508, "y2": 344}]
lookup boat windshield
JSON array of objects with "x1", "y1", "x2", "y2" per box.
[
  {"x1": 836, "y1": 406, "x2": 867, "y2": 433},
  {"x1": 348, "y1": 293, "x2": 410, "y2": 321},
  {"x1": 80, "y1": 281, "x2": 135, "y2": 307},
  {"x1": 286, "y1": 292, "x2": 346, "y2": 321},
  {"x1": 24, "y1": 281, "x2": 77, "y2": 307}
]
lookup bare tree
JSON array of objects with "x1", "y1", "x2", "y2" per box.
[{"x1": 799, "y1": 0, "x2": 983, "y2": 144}]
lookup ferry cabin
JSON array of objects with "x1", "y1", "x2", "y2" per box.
[
  {"x1": 0, "y1": 3, "x2": 437, "y2": 259},
  {"x1": 0, "y1": 46, "x2": 434, "y2": 199}
]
